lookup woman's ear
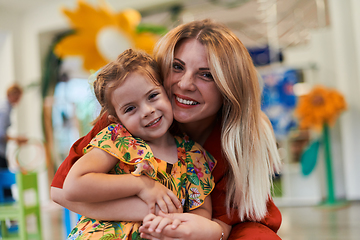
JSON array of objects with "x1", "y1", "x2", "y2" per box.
[{"x1": 108, "y1": 114, "x2": 119, "y2": 123}]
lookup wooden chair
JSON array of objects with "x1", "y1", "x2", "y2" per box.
[{"x1": 0, "y1": 170, "x2": 42, "y2": 240}]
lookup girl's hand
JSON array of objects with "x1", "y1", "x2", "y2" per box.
[
  {"x1": 142, "y1": 213, "x2": 181, "y2": 234},
  {"x1": 138, "y1": 176, "x2": 182, "y2": 214},
  {"x1": 139, "y1": 212, "x2": 230, "y2": 240}
]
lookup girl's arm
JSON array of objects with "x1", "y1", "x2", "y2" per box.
[
  {"x1": 63, "y1": 147, "x2": 181, "y2": 213},
  {"x1": 51, "y1": 186, "x2": 149, "y2": 221}
]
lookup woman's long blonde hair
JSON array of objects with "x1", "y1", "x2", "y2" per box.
[{"x1": 154, "y1": 19, "x2": 281, "y2": 221}]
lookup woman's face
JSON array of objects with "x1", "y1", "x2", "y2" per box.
[{"x1": 164, "y1": 38, "x2": 223, "y2": 125}]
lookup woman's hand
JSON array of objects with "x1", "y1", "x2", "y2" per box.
[
  {"x1": 139, "y1": 212, "x2": 229, "y2": 240},
  {"x1": 137, "y1": 176, "x2": 182, "y2": 214}
]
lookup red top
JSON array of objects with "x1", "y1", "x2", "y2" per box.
[{"x1": 51, "y1": 114, "x2": 282, "y2": 238}]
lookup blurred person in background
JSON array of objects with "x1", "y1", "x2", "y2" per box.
[{"x1": 0, "y1": 83, "x2": 28, "y2": 200}]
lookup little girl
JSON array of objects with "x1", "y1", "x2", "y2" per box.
[{"x1": 63, "y1": 49, "x2": 216, "y2": 240}]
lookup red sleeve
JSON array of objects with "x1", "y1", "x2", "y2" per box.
[
  {"x1": 203, "y1": 122, "x2": 282, "y2": 237},
  {"x1": 51, "y1": 114, "x2": 109, "y2": 189}
]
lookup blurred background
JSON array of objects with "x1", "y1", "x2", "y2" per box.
[{"x1": 0, "y1": 0, "x2": 359, "y2": 239}]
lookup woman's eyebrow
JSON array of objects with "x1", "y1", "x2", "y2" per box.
[
  {"x1": 174, "y1": 58, "x2": 185, "y2": 65},
  {"x1": 199, "y1": 68, "x2": 210, "y2": 70}
]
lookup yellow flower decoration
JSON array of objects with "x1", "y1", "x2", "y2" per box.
[
  {"x1": 54, "y1": 0, "x2": 160, "y2": 71},
  {"x1": 295, "y1": 86, "x2": 347, "y2": 130}
]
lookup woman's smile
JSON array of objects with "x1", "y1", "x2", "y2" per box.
[{"x1": 175, "y1": 95, "x2": 199, "y2": 107}]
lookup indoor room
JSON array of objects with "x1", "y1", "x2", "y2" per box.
[{"x1": 0, "y1": 0, "x2": 359, "y2": 239}]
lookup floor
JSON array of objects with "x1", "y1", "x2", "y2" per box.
[
  {"x1": 277, "y1": 201, "x2": 360, "y2": 240},
  {"x1": 38, "y1": 201, "x2": 360, "y2": 240}
]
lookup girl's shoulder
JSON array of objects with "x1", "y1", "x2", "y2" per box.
[
  {"x1": 85, "y1": 123, "x2": 151, "y2": 163},
  {"x1": 173, "y1": 134, "x2": 217, "y2": 173}
]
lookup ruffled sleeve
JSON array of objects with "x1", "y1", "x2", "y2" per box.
[
  {"x1": 84, "y1": 123, "x2": 159, "y2": 179},
  {"x1": 174, "y1": 136, "x2": 217, "y2": 211}
]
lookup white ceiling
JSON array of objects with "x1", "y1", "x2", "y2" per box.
[{"x1": 0, "y1": 0, "x2": 328, "y2": 48}]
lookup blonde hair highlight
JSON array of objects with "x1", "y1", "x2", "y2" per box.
[{"x1": 154, "y1": 19, "x2": 281, "y2": 221}]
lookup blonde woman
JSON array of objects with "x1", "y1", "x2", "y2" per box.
[{"x1": 51, "y1": 19, "x2": 282, "y2": 240}]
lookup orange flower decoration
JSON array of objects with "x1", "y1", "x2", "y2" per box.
[
  {"x1": 55, "y1": 0, "x2": 160, "y2": 71},
  {"x1": 295, "y1": 86, "x2": 347, "y2": 130}
]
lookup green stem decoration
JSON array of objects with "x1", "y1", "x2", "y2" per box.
[{"x1": 323, "y1": 123, "x2": 335, "y2": 204}]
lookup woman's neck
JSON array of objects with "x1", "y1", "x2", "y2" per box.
[{"x1": 178, "y1": 116, "x2": 218, "y2": 146}]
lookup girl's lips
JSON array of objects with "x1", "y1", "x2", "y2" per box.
[
  {"x1": 145, "y1": 116, "x2": 162, "y2": 127},
  {"x1": 174, "y1": 95, "x2": 199, "y2": 108}
]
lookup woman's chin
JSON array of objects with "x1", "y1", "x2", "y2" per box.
[{"x1": 173, "y1": 112, "x2": 196, "y2": 124}]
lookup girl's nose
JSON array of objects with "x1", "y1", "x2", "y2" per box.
[
  {"x1": 143, "y1": 104, "x2": 155, "y2": 118},
  {"x1": 178, "y1": 73, "x2": 196, "y2": 91}
]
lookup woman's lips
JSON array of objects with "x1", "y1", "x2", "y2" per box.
[{"x1": 174, "y1": 95, "x2": 199, "y2": 108}]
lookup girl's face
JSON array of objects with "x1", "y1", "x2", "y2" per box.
[
  {"x1": 164, "y1": 38, "x2": 223, "y2": 125},
  {"x1": 111, "y1": 72, "x2": 173, "y2": 142}
]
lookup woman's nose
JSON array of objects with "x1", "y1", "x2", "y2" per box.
[{"x1": 178, "y1": 73, "x2": 196, "y2": 91}]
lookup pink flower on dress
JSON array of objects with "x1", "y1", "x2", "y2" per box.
[
  {"x1": 194, "y1": 157, "x2": 202, "y2": 168},
  {"x1": 171, "y1": 166, "x2": 180, "y2": 176},
  {"x1": 142, "y1": 161, "x2": 152, "y2": 170},
  {"x1": 194, "y1": 166, "x2": 204, "y2": 178},
  {"x1": 207, "y1": 161, "x2": 215, "y2": 172}
]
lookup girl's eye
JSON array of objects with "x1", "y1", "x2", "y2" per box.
[
  {"x1": 124, "y1": 106, "x2": 135, "y2": 113},
  {"x1": 172, "y1": 62, "x2": 183, "y2": 71},
  {"x1": 149, "y1": 92, "x2": 159, "y2": 100}
]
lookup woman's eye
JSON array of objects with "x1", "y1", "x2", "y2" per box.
[
  {"x1": 201, "y1": 72, "x2": 214, "y2": 81},
  {"x1": 149, "y1": 92, "x2": 159, "y2": 100},
  {"x1": 172, "y1": 62, "x2": 183, "y2": 71},
  {"x1": 124, "y1": 106, "x2": 135, "y2": 113}
]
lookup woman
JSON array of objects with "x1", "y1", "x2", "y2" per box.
[{"x1": 51, "y1": 19, "x2": 282, "y2": 239}]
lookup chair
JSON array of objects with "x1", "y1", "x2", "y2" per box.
[{"x1": 0, "y1": 170, "x2": 42, "y2": 240}]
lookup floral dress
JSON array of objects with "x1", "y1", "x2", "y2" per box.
[{"x1": 67, "y1": 123, "x2": 217, "y2": 240}]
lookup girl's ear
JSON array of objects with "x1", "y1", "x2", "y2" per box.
[{"x1": 108, "y1": 114, "x2": 119, "y2": 123}]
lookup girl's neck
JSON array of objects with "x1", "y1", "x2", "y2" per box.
[
  {"x1": 178, "y1": 115, "x2": 218, "y2": 146},
  {"x1": 147, "y1": 131, "x2": 178, "y2": 164}
]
